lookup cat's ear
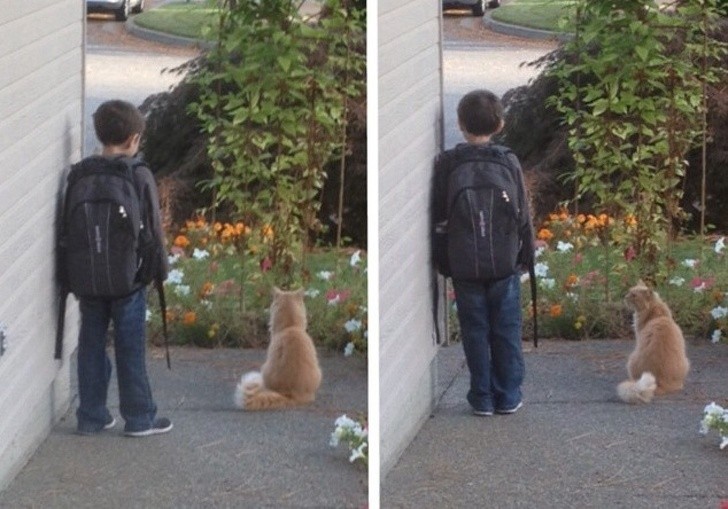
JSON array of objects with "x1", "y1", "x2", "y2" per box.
[
  {"x1": 637, "y1": 279, "x2": 647, "y2": 287},
  {"x1": 272, "y1": 286, "x2": 283, "y2": 297}
]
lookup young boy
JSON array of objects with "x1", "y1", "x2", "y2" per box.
[
  {"x1": 68, "y1": 100, "x2": 171, "y2": 436},
  {"x1": 432, "y1": 89, "x2": 535, "y2": 416}
]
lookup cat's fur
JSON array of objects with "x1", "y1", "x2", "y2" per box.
[
  {"x1": 234, "y1": 287, "x2": 322, "y2": 411},
  {"x1": 617, "y1": 281, "x2": 690, "y2": 404}
]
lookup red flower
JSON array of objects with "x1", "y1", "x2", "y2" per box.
[
  {"x1": 623, "y1": 245, "x2": 636, "y2": 262},
  {"x1": 326, "y1": 289, "x2": 351, "y2": 304},
  {"x1": 690, "y1": 276, "x2": 716, "y2": 292}
]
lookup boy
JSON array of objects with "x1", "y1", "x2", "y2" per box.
[
  {"x1": 66, "y1": 100, "x2": 171, "y2": 436},
  {"x1": 432, "y1": 89, "x2": 535, "y2": 416}
]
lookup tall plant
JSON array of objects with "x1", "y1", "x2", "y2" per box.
[
  {"x1": 190, "y1": 0, "x2": 365, "y2": 284},
  {"x1": 549, "y1": 0, "x2": 724, "y2": 279}
]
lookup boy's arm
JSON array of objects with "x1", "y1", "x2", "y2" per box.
[
  {"x1": 135, "y1": 165, "x2": 169, "y2": 280},
  {"x1": 507, "y1": 152, "x2": 535, "y2": 268}
]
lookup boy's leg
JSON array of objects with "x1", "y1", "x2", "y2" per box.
[
  {"x1": 111, "y1": 289, "x2": 157, "y2": 433},
  {"x1": 452, "y1": 279, "x2": 494, "y2": 414},
  {"x1": 76, "y1": 298, "x2": 114, "y2": 433},
  {"x1": 488, "y1": 273, "x2": 525, "y2": 412}
]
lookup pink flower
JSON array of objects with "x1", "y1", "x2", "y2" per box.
[
  {"x1": 574, "y1": 253, "x2": 583, "y2": 264},
  {"x1": 326, "y1": 289, "x2": 351, "y2": 305},
  {"x1": 260, "y1": 257, "x2": 273, "y2": 272},
  {"x1": 691, "y1": 276, "x2": 716, "y2": 293},
  {"x1": 213, "y1": 279, "x2": 241, "y2": 296},
  {"x1": 623, "y1": 245, "x2": 636, "y2": 262},
  {"x1": 170, "y1": 245, "x2": 185, "y2": 257}
]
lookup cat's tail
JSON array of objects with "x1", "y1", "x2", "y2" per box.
[
  {"x1": 617, "y1": 372, "x2": 657, "y2": 404},
  {"x1": 233, "y1": 371, "x2": 298, "y2": 411}
]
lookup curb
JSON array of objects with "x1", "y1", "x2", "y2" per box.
[
  {"x1": 483, "y1": 10, "x2": 572, "y2": 42},
  {"x1": 124, "y1": 16, "x2": 212, "y2": 49}
]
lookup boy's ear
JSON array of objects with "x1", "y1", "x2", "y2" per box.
[{"x1": 495, "y1": 118, "x2": 505, "y2": 134}]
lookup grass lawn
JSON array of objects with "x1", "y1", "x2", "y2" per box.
[
  {"x1": 133, "y1": 1, "x2": 219, "y2": 39},
  {"x1": 491, "y1": 0, "x2": 574, "y2": 32}
]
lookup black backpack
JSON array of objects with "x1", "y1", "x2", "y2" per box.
[
  {"x1": 431, "y1": 144, "x2": 538, "y2": 346},
  {"x1": 56, "y1": 156, "x2": 170, "y2": 366},
  {"x1": 434, "y1": 146, "x2": 522, "y2": 280},
  {"x1": 60, "y1": 156, "x2": 154, "y2": 297}
]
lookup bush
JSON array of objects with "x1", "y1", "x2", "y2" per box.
[
  {"x1": 522, "y1": 208, "x2": 728, "y2": 342},
  {"x1": 147, "y1": 218, "x2": 367, "y2": 354}
]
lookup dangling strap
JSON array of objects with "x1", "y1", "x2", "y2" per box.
[
  {"x1": 529, "y1": 260, "x2": 538, "y2": 348},
  {"x1": 55, "y1": 288, "x2": 68, "y2": 359},
  {"x1": 156, "y1": 277, "x2": 171, "y2": 369}
]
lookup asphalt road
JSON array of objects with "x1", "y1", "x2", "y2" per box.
[
  {"x1": 84, "y1": 8, "x2": 199, "y2": 155},
  {"x1": 441, "y1": 14, "x2": 557, "y2": 148}
]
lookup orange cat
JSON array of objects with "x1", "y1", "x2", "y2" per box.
[
  {"x1": 234, "y1": 287, "x2": 322, "y2": 411},
  {"x1": 617, "y1": 281, "x2": 690, "y2": 404}
]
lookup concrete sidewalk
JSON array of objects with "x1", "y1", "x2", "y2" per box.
[
  {"x1": 383, "y1": 339, "x2": 728, "y2": 508},
  {"x1": 0, "y1": 347, "x2": 367, "y2": 508}
]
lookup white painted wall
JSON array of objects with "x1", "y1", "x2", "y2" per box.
[
  {"x1": 379, "y1": 0, "x2": 444, "y2": 475},
  {"x1": 0, "y1": 0, "x2": 84, "y2": 489}
]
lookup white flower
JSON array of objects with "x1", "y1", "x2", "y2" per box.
[
  {"x1": 335, "y1": 414, "x2": 359, "y2": 431},
  {"x1": 711, "y1": 330, "x2": 722, "y2": 344},
  {"x1": 682, "y1": 259, "x2": 698, "y2": 268},
  {"x1": 534, "y1": 246, "x2": 546, "y2": 259},
  {"x1": 349, "y1": 250, "x2": 362, "y2": 267},
  {"x1": 344, "y1": 320, "x2": 362, "y2": 333},
  {"x1": 145, "y1": 310, "x2": 152, "y2": 322},
  {"x1": 540, "y1": 278, "x2": 556, "y2": 290},
  {"x1": 192, "y1": 248, "x2": 210, "y2": 260},
  {"x1": 174, "y1": 285, "x2": 191, "y2": 296},
  {"x1": 168, "y1": 254, "x2": 181, "y2": 265},
  {"x1": 520, "y1": 273, "x2": 530, "y2": 284},
  {"x1": 349, "y1": 442, "x2": 367, "y2": 463},
  {"x1": 328, "y1": 295, "x2": 341, "y2": 306},
  {"x1": 534, "y1": 262, "x2": 549, "y2": 278},
  {"x1": 317, "y1": 271, "x2": 334, "y2": 281},
  {"x1": 200, "y1": 300, "x2": 212, "y2": 310},
  {"x1": 304, "y1": 288, "x2": 320, "y2": 298},
  {"x1": 166, "y1": 269, "x2": 184, "y2": 285},
  {"x1": 715, "y1": 236, "x2": 725, "y2": 255},
  {"x1": 669, "y1": 277, "x2": 685, "y2": 287},
  {"x1": 344, "y1": 342, "x2": 355, "y2": 357},
  {"x1": 556, "y1": 241, "x2": 574, "y2": 253},
  {"x1": 710, "y1": 307, "x2": 728, "y2": 320}
]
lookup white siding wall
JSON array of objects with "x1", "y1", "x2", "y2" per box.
[
  {"x1": 0, "y1": 0, "x2": 84, "y2": 489},
  {"x1": 379, "y1": 0, "x2": 443, "y2": 475}
]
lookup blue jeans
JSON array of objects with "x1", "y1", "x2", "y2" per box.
[
  {"x1": 76, "y1": 289, "x2": 157, "y2": 433},
  {"x1": 453, "y1": 274, "x2": 525, "y2": 413}
]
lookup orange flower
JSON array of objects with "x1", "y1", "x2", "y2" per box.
[
  {"x1": 624, "y1": 214, "x2": 637, "y2": 227},
  {"x1": 213, "y1": 222, "x2": 223, "y2": 232},
  {"x1": 565, "y1": 274, "x2": 579, "y2": 288},
  {"x1": 165, "y1": 310, "x2": 176, "y2": 322},
  {"x1": 235, "y1": 222, "x2": 246, "y2": 235},
  {"x1": 182, "y1": 311, "x2": 197, "y2": 326},
  {"x1": 558, "y1": 209, "x2": 569, "y2": 221},
  {"x1": 598, "y1": 213, "x2": 609, "y2": 227},
  {"x1": 261, "y1": 224, "x2": 274, "y2": 240},
  {"x1": 200, "y1": 282, "x2": 214, "y2": 298},
  {"x1": 576, "y1": 214, "x2": 586, "y2": 224},
  {"x1": 537, "y1": 228, "x2": 554, "y2": 241},
  {"x1": 173, "y1": 235, "x2": 190, "y2": 248},
  {"x1": 549, "y1": 304, "x2": 563, "y2": 318}
]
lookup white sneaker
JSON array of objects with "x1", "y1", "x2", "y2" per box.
[{"x1": 124, "y1": 418, "x2": 173, "y2": 437}]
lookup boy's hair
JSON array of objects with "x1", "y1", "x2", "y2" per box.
[
  {"x1": 457, "y1": 89, "x2": 504, "y2": 137},
  {"x1": 93, "y1": 100, "x2": 145, "y2": 146}
]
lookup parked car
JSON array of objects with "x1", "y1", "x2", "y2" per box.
[
  {"x1": 442, "y1": 0, "x2": 500, "y2": 17},
  {"x1": 86, "y1": 0, "x2": 144, "y2": 22}
]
